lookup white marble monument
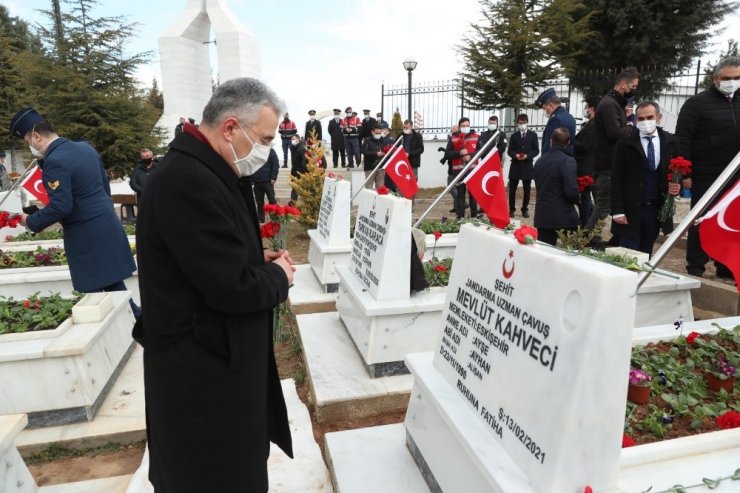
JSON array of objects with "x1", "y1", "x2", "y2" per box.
[
  {"x1": 335, "y1": 189, "x2": 447, "y2": 377},
  {"x1": 405, "y1": 224, "x2": 636, "y2": 492},
  {"x1": 156, "y1": 0, "x2": 260, "y2": 142},
  {"x1": 307, "y1": 176, "x2": 352, "y2": 293}
]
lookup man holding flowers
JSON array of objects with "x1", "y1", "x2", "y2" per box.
[
  {"x1": 611, "y1": 101, "x2": 681, "y2": 255},
  {"x1": 134, "y1": 78, "x2": 295, "y2": 492}
]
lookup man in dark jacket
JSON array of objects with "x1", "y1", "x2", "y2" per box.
[
  {"x1": 506, "y1": 113, "x2": 539, "y2": 218},
  {"x1": 472, "y1": 115, "x2": 507, "y2": 217},
  {"x1": 676, "y1": 56, "x2": 740, "y2": 278},
  {"x1": 304, "y1": 109, "x2": 322, "y2": 144},
  {"x1": 360, "y1": 109, "x2": 377, "y2": 154},
  {"x1": 130, "y1": 148, "x2": 157, "y2": 209},
  {"x1": 134, "y1": 78, "x2": 295, "y2": 493},
  {"x1": 362, "y1": 124, "x2": 387, "y2": 189},
  {"x1": 290, "y1": 135, "x2": 308, "y2": 201},
  {"x1": 585, "y1": 67, "x2": 640, "y2": 244},
  {"x1": 12, "y1": 108, "x2": 138, "y2": 317},
  {"x1": 611, "y1": 102, "x2": 681, "y2": 255},
  {"x1": 534, "y1": 128, "x2": 579, "y2": 246},
  {"x1": 574, "y1": 96, "x2": 600, "y2": 226},
  {"x1": 536, "y1": 88, "x2": 576, "y2": 154},
  {"x1": 328, "y1": 108, "x2": 346, "y2": 168},
  {"x1": 401, "y1": 119, "x2": 425, "y2": 181},
  {"x1": 251, "y1": 147, "x2": 279, "y2": 222}
]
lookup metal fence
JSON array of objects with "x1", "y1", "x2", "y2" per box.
[{"x1": 381, "y1": 62, "x2": 706, "y2": 138}]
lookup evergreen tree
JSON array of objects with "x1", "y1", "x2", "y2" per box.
[
  {"x1": 458, "y1": 0, "x2": 594, "y2": 110},
  {"x1": 703, "y1": 39, "x2": 739, "y2": 89},
  {"x1": 569, "y1": 0, "x2": 736, "y2": 98},
  {"x1": 147, "y1": 78, "x2": 164, "y2": 110},
  {"x1": 390, "y1": 109, "x2": 403, "y2": 139},
  {"x1": 26, "y1": 0, "x2": 164, "y2": 177},
  {"x1": 291, "y1": 128, "x2": 325, "y2": 228}
]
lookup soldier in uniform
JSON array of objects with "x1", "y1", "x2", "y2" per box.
[
  {"x1": 304, "y1": 109, "x2": 322, "y2": 144},
  {"x1": 327, "y1": 108, "x2": 346, "y2": 168},
  {"x1": 12, "y1": 107, "x2": 139, "y2": 317}
]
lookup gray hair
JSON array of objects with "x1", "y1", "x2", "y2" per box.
[
  {"x1": 201, "y1": 78, "x2": 285, "y2": 126},
  {"x1": 546, "y1": 95, "x2": 561, "y2": 105},
  {"x1": 713, "y1": 56, "x2": 740, "y2": 78},
  {"x1": 636, "y1": 101, "x2": 660, "y2": 114}
]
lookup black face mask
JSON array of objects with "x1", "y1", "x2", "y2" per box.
[{"x1": 142, "y1": 158, "x2": 153, "y2": 165}]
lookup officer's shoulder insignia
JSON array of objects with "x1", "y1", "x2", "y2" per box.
[{"x1": 47, "y1": 180, "x2": 60, "y2": 191}]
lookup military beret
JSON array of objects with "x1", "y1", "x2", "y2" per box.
[
  {"x1": 10, "y1": 107, "x2": 44, "y2": 139},
  {"x1": 308, "y1": 110, "x2": 316, "y2": 115},
  {"x1": 535, "y1": 88, "x2": 557, "y2": 108}
]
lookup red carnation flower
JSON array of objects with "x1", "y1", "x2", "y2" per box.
[
  {"x1": 276, "y1": 205, "x2": 287, "y2": 216},
  {"x1": 584, "y1": 487, "x2": 593, "y2": 493},
  {"x1": 716, "y1": 410, "x2": 740, "y2": 430},
  {"x1": 686, "y1": 331, "x2": 700, "y2": 345},
  {"x1": 577, "y1": 176, "x2": 594, "y2": 192},
  {"x1": 433, "y1": 231, "x2": 442, "y2": 240},
  {"x1": 23, "y1": 299, "x2": 31, "y2": 309},
  {"x1": 260, "y1": 222, "x2": 276, "y2": 239},
  {"x1": 514, "y1": 225, "x2": 538, "y2": 245},
  {"x1": 433, "y1": 264, "x2": 447, "y2": 273},
  {"x1": 328, "y1": 172, "x2": 336, "y2": 178},
  {"x1": 622, "y1": 433, "x2": 635, "y2": 448},
  {"x1": 286, "y1": 205, "x2": 301, "y2": 217},
  {"x1": 667, "y1": 173, "x2": 674, "y2": 182},
  {"x1": 668, "y1": 156, "x2": 692, "y2": 175},
  {"x1": 5, "y1": 235, "x2": 13, "y2": 241},
  {"x1": 377, "y1": 186, "x2": 390, "y2": 195},
  {"x1": 263, "y1": 203, "x2": 277, "y2": 214}
]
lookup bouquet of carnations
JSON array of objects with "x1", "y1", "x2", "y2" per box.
[{"x1": 657, "y1": 157, "x2": 692, "y2": 222}]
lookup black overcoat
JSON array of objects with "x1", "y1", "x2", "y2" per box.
[
  {"x1": 610, "y1": 128, "x2": 679, "y2": 238},
  {"x1": 135, "y1": 131, "x2": 292, "y2": 493},
  {"x1": 506, "y1": 129, "x2": 539, "y2": 181},
  {"x1": 533, "y1": 146, "x2": 579, "y2": 229}
]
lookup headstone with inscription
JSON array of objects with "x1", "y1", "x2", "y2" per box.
[
  {"x1": 335, "y1": 189, "x2": 447, "y2": 377},
  {"x1": 308, "y1": 176, "x2": 352, "y2": 292},
  {"x1": 404, "y1": 224, "x2": 636, "y2": 492}
]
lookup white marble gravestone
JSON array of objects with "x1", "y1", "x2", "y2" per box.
[
  {"x1": 336, "y1": 189, "x2": 447, "y2": 377},
  {"x1": 0, "y1": 415, "x2": 38, "y2": 493},
  {"x1": 308, "y1": 176, "x2": 352, "y2": 292},
  {"x1": 157, "y1": 0, "x2": 260, "y2": 143},
  {"x1": 405, "y1": 224, "x2": 636, "y2": 492}
]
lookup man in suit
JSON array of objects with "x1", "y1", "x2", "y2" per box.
[
  {"x1": 360, "y1": 109, "x2": 376, "y2": 154},
  {"x1": 536, "y1": 87, "x2": 576, "y2": 155},
  {"x1": 12, "y1": 109, "x2": 138, "y2": 312},
  {"x1": 135, "y1": 78, "x2": 295, "y2": 492},
  {"x1": 327, "y1": 108, "x2": 346, "y2": 168},
  {"x1": 574, "y1": 96, "x2": 600, "y2": 226},
  {"x1": 611, "y1": 102, "x2": 681, "y2": 255},
  {"x1": 506, "y1": 113, "x2": 539, "y2": 218}
]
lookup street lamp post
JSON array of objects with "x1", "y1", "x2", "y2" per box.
[{"x1": 403, "y1": 58, "x2": 417, "y2": 122}]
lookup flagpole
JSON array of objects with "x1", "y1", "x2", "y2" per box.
[
  {"x1": 412, "y1": 131, "x2": 500, "y2": 229},
  {"x1": 0, "y1": 160, "x2": 39, "y2": 209},
  {"x1": 351, "y1": 135, "x2": 404, "y2": 202},
  {"x1": 636, "y1": 150, "x2": 740, "y2": 293}
]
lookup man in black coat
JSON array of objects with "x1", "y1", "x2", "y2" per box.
[
  {"x1": 586, "y1": 67, "x2": 640, "y2": 244},
  {"x1": 251, "y1": 147, "x2": 280, "y2": 222},
  {"x1": 506, "y1": 113, "x2": 539, "y2": 218},
  {"x1": 401, "y1": 119, "x2": 425, "y2": 181},
  {"x1": 611, "y1": 102, "x2": 681, "y2": 255},
  {"x1": 533, "y1": 128, "x2": 579, "y2": 246},
  {"x1": 327, "y1": 108, "x2": 346, "y2": 168},
  {"x1": 135, "y1": 78, "x2": 295, "y2": 493},
  {"x1": 304, "y1": 109, "x2": 322, "y2": 144},
  {"x1": 129, "y1": 148, "x2": 157, "y2": 211},
  {"x1": 574, "y1": 96, "x2": 600, "y2": 226},
  {"x1": 290, "y1": 135, "x2": 308, "y2": 201},
  {"x1": 360, "y1": 109, "x2": 377, "y2": 154},
  {"x1": 676, "y1": 56, "x2": 740, "y2": 278}
]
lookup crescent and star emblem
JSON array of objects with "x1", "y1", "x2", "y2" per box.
[
  {"x1": 394, "y1": 160, "x2": 412, "y2": 181},
  {"x1": 700, "y1": 184, "x2": 740, "y2": 233},
  {"x1": 502, "y1": 249, "x2": 515, "y2": 279},
  {"x1": 481, "y1": 171, "x2": 500, "y2": 196}
]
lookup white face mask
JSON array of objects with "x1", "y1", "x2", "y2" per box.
[
  {"x1": 291, "y1": 139, "x2": 300, "y2": 146},
  {"x1": 373, "y1": 133, "x2": 383, "y2": 140},
  {"x1": 718, "y1": 79, "x2": 740, "y2": 95},
  {"x1": 582, "y1": 109, "x2": 589, "y2": 119},
  {"x1": 310, "y1": 117, "x2": 315, "y2": 121},
  {"x1": 231, "y1": 124, "x2": 271, "y2": 176},
  {"x1": 488, "y1": 124, "x2": 497, "y2": 131},
  {"x1": 518, "y1": 124, "x2": 527, "y2": 132},
  {"x1": 334, "y1": 116, "x2": 340, "y2": 121},
  {"x1": 403, "y1": 128, "x2": 412, "y2": 135},
  {"x1": 346, "y1": 112, "x2": 352, "y2": 118},
  {"x1": 460, "y1": 126, "x2": 471, "y2": 134},
  {"x1": 29, "y1": 143, "x2": 45, "y2": 159},
  {"x1": 636, "y1": 120, "x2": 657, "y2": 134}
]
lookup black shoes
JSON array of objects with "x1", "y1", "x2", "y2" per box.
[
  {"x1": 521, "y1": 211, "x2": 530, "y2": 218},
  {"x1": 282, "y1": 165, "x2": 288, "y2": 168}
]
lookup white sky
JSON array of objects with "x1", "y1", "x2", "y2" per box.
[{"x1": 5, "y1": 0, "x2": 739, "y2": 124}]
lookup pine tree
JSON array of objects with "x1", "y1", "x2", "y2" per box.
[
  {"x1": 569, "y1": 0, "x2": 736, "y2": 98},
  {"x1": 25, "y1": 0, "x2": 164, "y2": 177},
  {"x1": 291, "y1": 129, "x2": 325, "y2": 228},
  {"x1": 702, "y1": 39, "x2": 739, "y2": 89},
  {"x1": 458, "y1": 0, "x2": 594, "y2": 110}
]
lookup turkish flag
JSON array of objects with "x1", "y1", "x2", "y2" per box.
[
  {"x1": 463, "y1": 149, "x2": 509, "y2": 228},
  {"x1": 20, "y1": 166, "x2": 49, "y2": 205},
  {"x1": 383, "y1": 147, "x2": 419, "y2": 199},
  {"x1": 699, "y1": 179, "x2": 740, "y2": 290}
]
